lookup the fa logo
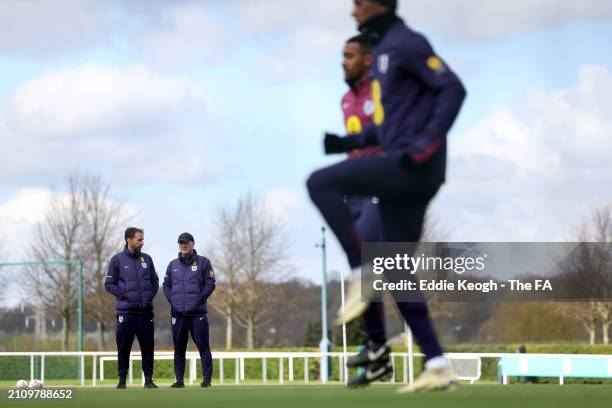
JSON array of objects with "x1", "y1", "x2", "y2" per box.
[
  {"x1": 378, "y1": 54, "x2": 389, "y2": 74},
  {"x1": 171, "y1": 318, "x2": 176, "y2": 325},
  {"x1": 118, "y1": 316, "x2": 123, "y2": 323}
]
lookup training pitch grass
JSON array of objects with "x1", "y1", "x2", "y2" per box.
[{"x1": 2, "y1": 383, "x2": 612, "y2": 408}]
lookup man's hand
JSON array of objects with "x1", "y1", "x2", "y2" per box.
[{"x1": 323, "y1": 132, "x2": 346, "y2": 154}]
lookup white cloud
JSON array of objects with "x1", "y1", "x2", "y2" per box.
[
  {"x1": 0, "y1": 187, "x2": 137, "y2": 227},
  {"x1": 3, "y1": 63, "x2": 198, "y2": 138},
  {"x1": 234, "y1": 0, "x2": 612, "y2": 84},
  {"x1": 0, "y1": 188, "x2": 52, "y2": 224},
  {"x1": 440, "y1": 64, "x2": 612, "y2": 241},
  {"x1": 141, "y1": 3, "x2": 233, "y2": 69},
  {"x1": 0, "y1": 0, "x2": 233, "y2": 63},
  {"x1": 263, "y1": 188, "x2": 305, "y2": 222},
  {"x1": 236, "y1": 0, "x2": 354, "y2": 81},
  {"x1": 238, "y1": 0, "x2": 612, "y2": 54},
  {"x1": 0, "y1": 187, "x2": 137, "y2": 305},
  {"x1": 234, "y1": 0, "x2": 606, "y2": 82},
  {"x1": 399, "y1": 0, "x2": 612, "y2": 44},
  {"x1": 0, "y1": 63, "x2": 221, "y2": 186},
  {"x1": 0, "y1": 0, "x2": 109, "y2": 55},
  {"x1": 131, "y1": 150, "x2": 220, "y2": 185},
  {"x1": 237, "y1": 0, "x2": 350, "y2": 34},
  {"x1": 2, "y1": 0, "x2": 611, "y2": 62}
]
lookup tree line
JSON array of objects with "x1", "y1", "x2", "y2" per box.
[{"x1": 1, "y1": 173, "x2": 611, "y2": 350}]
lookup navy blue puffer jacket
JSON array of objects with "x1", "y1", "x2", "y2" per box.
[
  {"x1": 163, "y1": 250, "x2": 216, "y2": 316},
  {"x1": 105, "y1": 246, "x2": 159, "y2": 313}
]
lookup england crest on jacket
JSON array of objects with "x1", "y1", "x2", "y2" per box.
[
  {"x1": 140, "y1": 256, "x2": 148, "y2": 269},
  {"x1": 378, "y1": 54, "x2": 389, "y2": 74}
]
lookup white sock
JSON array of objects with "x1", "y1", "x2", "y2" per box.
[{"x1": 425, "y1": 356, "x2": 449, "y2": 371}]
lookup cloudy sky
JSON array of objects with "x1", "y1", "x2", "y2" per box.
[{"x1": 1, "y1": 0, "x2": 611, "y2": 304}]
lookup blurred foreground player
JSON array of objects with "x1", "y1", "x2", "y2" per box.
[
  {"x1": 307, "y1": 0, "x2": 466, "y2": 392},
  {"x1": 341, "y1": 34, "x2": 381, "y2": 235},
  {"x1": 341, "y1": 34, "x2": 391, "y2": 386},
  {"x1": 105, "y1": 227, "x2": 159, "y2": 389}
]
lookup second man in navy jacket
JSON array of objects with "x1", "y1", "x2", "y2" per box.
[{"x1": 163, "y1": 232, "x2": 216, "y2": 388}]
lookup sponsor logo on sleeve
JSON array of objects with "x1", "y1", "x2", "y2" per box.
[{"x1": 427, "y1": 56, "x2": 447, "y2": 74}]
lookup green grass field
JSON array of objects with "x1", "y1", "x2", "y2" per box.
[{"x1": 2, "y1": 384, "x2": 612, "y2": 408}]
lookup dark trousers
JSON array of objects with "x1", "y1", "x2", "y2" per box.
[
  {"x1": 307, "y1": 155, "x2": 444, "y2": 360},
  {"x1": 346, "y1": 196, "x2": 383, "y2": 243},
  {"x1": 346, "y1": 195, "x2": 386, "y2": 344},
  {"x1": 115, "y1": 313, "x2": 155, "y2": 381},
  {"x1": 171, "y1": 315, "x2": 213, "y2": 383}
]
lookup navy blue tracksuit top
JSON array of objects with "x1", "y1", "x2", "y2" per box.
[
  {"x1": 163, "y1": 250, "x2": 216, "y2": 316},
  {"x1": 105, "y1": 246, "x2": 159, "y2": 313},
  {"x1": 350, "y1": 14, "x2": 467, "y2": 179}
]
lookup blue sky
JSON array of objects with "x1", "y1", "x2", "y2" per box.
[{"x1": 1, "y1": 0, "x2": 612, "y2": 305}]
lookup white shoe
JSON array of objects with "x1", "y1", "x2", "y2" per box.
[
  {"x1": 396, "y1": 367, "x2": 456, "y2": 393},
  {"x1": 335, "y1": 274, "x2": 376, "y2": 325}
]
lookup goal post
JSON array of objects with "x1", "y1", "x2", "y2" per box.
[{"x1": 0, "y1": 260, "x2": 84, "y2": 383}]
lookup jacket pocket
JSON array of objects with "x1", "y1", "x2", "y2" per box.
[{"x1": 118, "y1": 281, "x2": 127, "y2": 300}]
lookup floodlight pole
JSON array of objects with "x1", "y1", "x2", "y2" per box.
[{"x1": 316, "y1": 226, "x2": 331, "y2": 382}]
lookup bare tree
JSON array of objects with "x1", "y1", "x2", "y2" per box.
[
  {"x1": 210, "y1": 193, "x2": 290, "y2": 349},
  {"x1": 24, "y1": 174, "x2": 86, "y2": 351},
  {"x1": 557, "y1": 205, "x2": 612, "y2": 344},
  {"x1": 208, "y1": 203, "x2": 244, "y2": 350},
  {"x1": 22, "y1": 172, "x2": 126, "y2": 351},
  {"x1": 479, "y1": 302, "x2": 581, "y2": 343},
  {"x1": 558, "y1": 302, "x2": 598, "y2": 344},
  {"x1": 81, "y1": 174, "x2": 127, "y2": 350},
  {"x1": 591, "y1": 206, "x2": 612, "y2": 344},
  {"x1": 233, "y1": 194, "x2": 290, "y2": 348},
  {"x1": 418, "y1": 213, "x2": 461, "y2": 320},
  {"x1": 0, "y1": 240, "x2": 6, "y2": 304},
  {"x1": 597, "y1": 302, "x2": 612, "y2": 344},
  {"x1": 420, "y1": 212, "x2": 448, "y2": 243}
]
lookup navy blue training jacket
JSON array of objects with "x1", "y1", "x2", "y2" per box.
[
  {"x1": 349, "y1": 13, "x2": 467, "y2": 179},
  {"x1": 105, "y1": 246, "x2": 159, "y2": 313},
  {"x1": 163, "y1": 250, "x2": 216, "y2": 316}
]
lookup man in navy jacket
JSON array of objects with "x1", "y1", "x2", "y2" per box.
[
  {"x1": 307, "y1": 0, "x2": 466, "y2": 392},
  {"x1": 105, "y1": 227, "x2": 159, "y2": 389},
  {"x1": 163, "y1": 232, "x2": 216, "y2": 388}
]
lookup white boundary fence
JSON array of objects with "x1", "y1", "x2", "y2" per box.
[
  {"x1": 1, "y1": 350, "x2": 493, "y2": 386},
  {"x1": 19, "y1": 351, "x2": 612, "y2": 386},
  {"x1": 9, "y1": 350, "x2": 611, "y2": 386}
]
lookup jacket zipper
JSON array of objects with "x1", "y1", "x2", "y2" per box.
[
  {"x1": 182, "y1": 261, "x2": 186, "y2": 313},
  {"x1": 137, "y1": 257, "x2": 144, "y2": 310}
]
